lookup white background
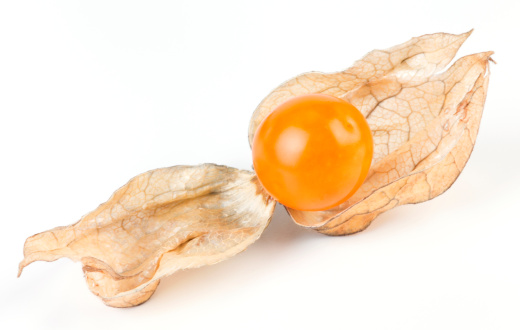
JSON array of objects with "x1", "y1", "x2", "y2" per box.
[{"x1": 1, "y1": 1, "x2": 519, "y2": 329}]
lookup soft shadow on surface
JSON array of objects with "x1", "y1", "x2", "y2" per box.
[
  {"x1": 142, "y1": 203, "x2": 318, "y2": 310},
  {"x1": 258, "y1": 203, "x2": 321, "y2": 246}
]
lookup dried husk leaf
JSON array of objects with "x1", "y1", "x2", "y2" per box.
[
  {"x1": 249, "y1": 31, "x2": 493, "y2": 235},
  {"x1": 19, "y1": 164, "x2": 275, "y2": 307}
]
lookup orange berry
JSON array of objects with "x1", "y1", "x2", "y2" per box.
[{"x1": 252, "y1": 94, "x2": 373, "y2": 211}]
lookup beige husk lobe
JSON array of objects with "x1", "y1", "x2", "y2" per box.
[
  {"x1": 248, "y1": 31, "x2": 492, "y2": 235},
  {"x1": 19, "y1": 164, "x2": 276, "y2": 307}
]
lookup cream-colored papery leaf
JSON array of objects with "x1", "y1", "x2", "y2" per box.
[
  {"x1": 19, "y1": 164, "x2": 276, "y2": 307},
  {"x1": 249, "y1": 31, "x2": 492, "y2": 235}
]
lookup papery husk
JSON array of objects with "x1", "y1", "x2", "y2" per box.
[
  {"x1": 249, "y1": 31, "x2": 493, "y2": 235},
  {"x1": 19, "y1": 164, "x2": 275, "y2": 307}
]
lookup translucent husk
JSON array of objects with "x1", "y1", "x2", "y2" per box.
[{"x1": 249, "y1": 31, "x2": 493, "y2": 235}]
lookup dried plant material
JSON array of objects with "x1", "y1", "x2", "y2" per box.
[
  {"x1": 249, "y1": 31, "x2": 493, "y2": 235},
  {"x1": 20, "y1": 31, "x2": 492, "y2": 308},
  {"x1": 19, "y1": 164, "x2": 275, "y2": 307}
]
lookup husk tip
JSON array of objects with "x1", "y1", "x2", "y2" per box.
[
  {"x1": 18, "y1": 256, "x2": 33, "y2": 278},
  {"x1": 17, "y1": 262, "x2": 25, "y2": 278}
]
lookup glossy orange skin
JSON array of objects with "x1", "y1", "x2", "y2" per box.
[{"x1": 252, "y1": 94, "x2": 373, "y2": 211}]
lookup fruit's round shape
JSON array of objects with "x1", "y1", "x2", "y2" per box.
[{"x1": 252, "y1": 94, "x2": 373, "y2": 211}]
